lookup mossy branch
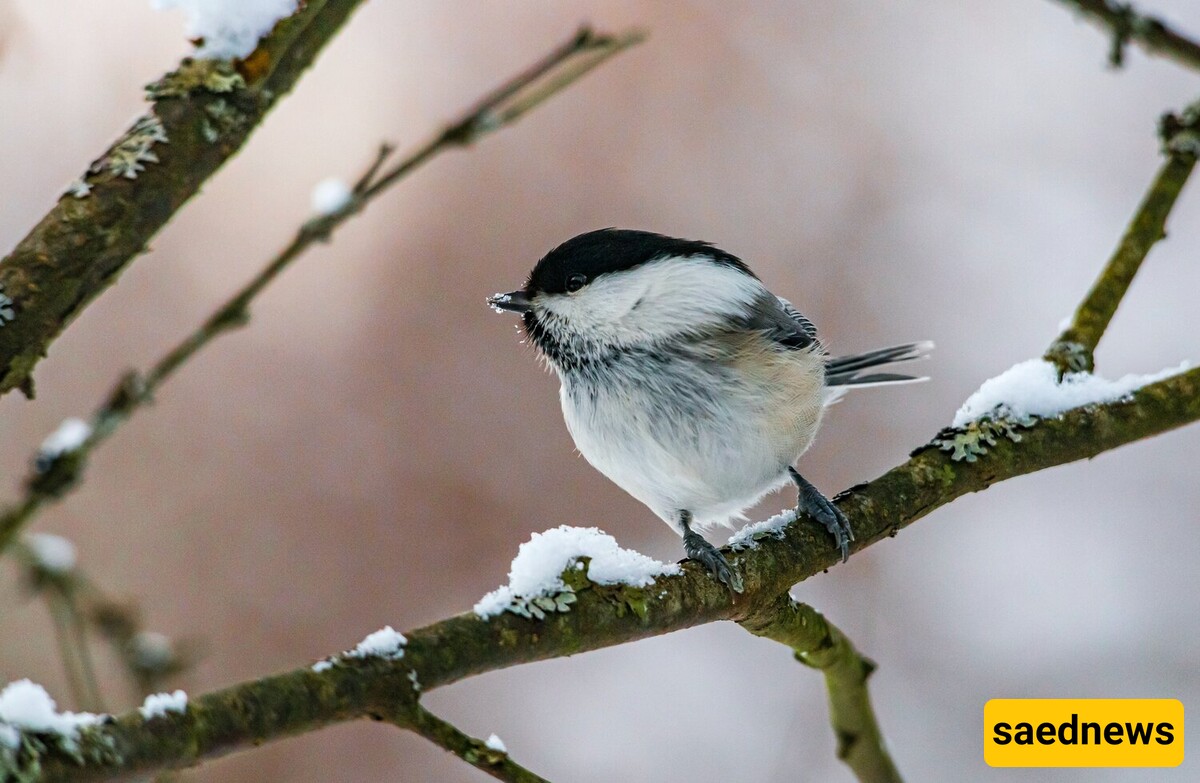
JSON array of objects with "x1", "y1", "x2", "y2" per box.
[
  {"x1": 741, "y1": 597, "x2": 902, "y2": 783},
  {"x1": 21, "y1": 362, "x2": 1200, "y2": 781},
  {"x1": 1045, "y1": 98, "x2": 1199, "y2": 374},
  {"x1": 1053, "y1": 0, "x2": 1200, "y2": 70},
  {"x1": 0, "y1": 27, "x2": 644, "y2": 556},
  {"x1": 0, "y1": 0, "x2": 374, "y2": 399}
]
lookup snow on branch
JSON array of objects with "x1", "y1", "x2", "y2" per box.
[
  {"x1": 153, "y1": 0, "x2": 301, "y2": 59},
  {"x1": 474, "y1": 526, "x2": 680, "y2": 620},
  {"x1": 952, "y1": 359, "x2": 1191, "y2": 427}
]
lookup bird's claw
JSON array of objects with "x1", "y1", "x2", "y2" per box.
[
  {"x1": 801, "y1": 492, "x2": 853, "y2": 563},
  {"x1": 790, "y1": 468, "x2": 854, "y2": 563},
  {"x1": 683, "y1": 531, "x2": 744, "y2": 593}
]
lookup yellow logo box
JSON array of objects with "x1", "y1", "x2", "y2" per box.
[{"x1": 985, "y1": 699, "x2": 1183, "y2": 767}]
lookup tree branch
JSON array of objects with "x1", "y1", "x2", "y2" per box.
[
  {"x1": 740, "y1": 597, "x2": 902, "y2": 783},
  {"x1": 0, "y1": 27, "x2": 645, "y2": 555},
  {"x1": 1045, "y1": 100, "x2": 1200, "y2": 373},
  {"x1": 1052, "y1": 0, "x2": 1200, "y2": 70},
  {"x1": 21, "y1": 361, "x2": 1200, "y2": 781},
  {"x1": 0, "y1": 0, "x2": 373, "y2": 398}
]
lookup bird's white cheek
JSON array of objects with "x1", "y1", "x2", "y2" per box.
[{"x1": 538, "y1": 284, "x2": 643, "y2": 337}]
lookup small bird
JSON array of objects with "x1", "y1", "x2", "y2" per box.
[{"x1": 489, "y1": 229, "x2": 930, "y2": 592}]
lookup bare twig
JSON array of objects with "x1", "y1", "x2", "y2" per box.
[
  {"x1": 1045, "y1": 98, "x2": 1200, "y2": 373},
  {"x1": 12, "y1": 539, "x2": 188, "y2": 708},
  {"x1": 1053, "y1": 0, "x2": 1200, "y2": 71},
  {"x1": 45, "y1": 591, "x2": 103, "y2": 712},
  {"x1": 13, "y1": 541, "x2": 104, "y2": 711},
  {"x1": 399, "y1": 704, "x2": 551, "y2": 783},
  {"x1": 0, "y1": 26, "x2": 644, "y2": 556},
  {"x1": 741, "y1": 597, "x2": 902, "y2": 783}
]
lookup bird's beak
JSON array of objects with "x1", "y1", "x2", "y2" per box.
[{"x1": 487, "y1": 290, "x2": 533, "y2": 314}]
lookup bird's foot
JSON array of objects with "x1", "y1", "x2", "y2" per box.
[
  {"x1": 790, "y1": 468, "x2": 854, "y2": 563},
  {"x1": 683, "y1": 529, "x2": 744, "y2": 593}
]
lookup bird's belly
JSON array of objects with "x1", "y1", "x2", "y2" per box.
[{"x1": 560, "y1": 352, "x2": 824, "y2": 529}]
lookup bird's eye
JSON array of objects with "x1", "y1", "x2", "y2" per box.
[{"x1": 565, "y1": 273, "x2": 587, "y2": 293}]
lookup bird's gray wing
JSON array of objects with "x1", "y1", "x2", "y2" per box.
[{"x1": 743, "y1": 294, "x2": 820, "y2": 351}]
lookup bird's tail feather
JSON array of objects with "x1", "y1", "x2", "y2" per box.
[{"x1": 825, "y1": 341, "x2": 933, "y2": 388}]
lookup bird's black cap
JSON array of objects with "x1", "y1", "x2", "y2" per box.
[{"x1": 525, "y1": 228, "x2": 754, "y2": 295}]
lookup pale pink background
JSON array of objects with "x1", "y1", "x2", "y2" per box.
[{"x1": 1, "y1": 1, "x2": 1198, "y2": 781}]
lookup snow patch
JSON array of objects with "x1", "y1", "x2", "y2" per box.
[
  {"x1": 0, "y1": 680, "x2": 101, "y2": 742},
  {"x1": 474, "y1": 525, "x2": 680, "y2": 619},
  {"x1": 953, "y1": 359, "x2": 1191, "y2": 427},
  {"x1": 0, "y1": 287, "x2": 14, "y2": 326},
  {"x1": 139, "y1": 690, "x2": 187, "y2": 720},
  {"x1": 38, "y1": 418, "x2": 91, "y2": 461},
  {"x1": 152, "y1": 0, "x2": 300, "y2": 59},
  {"x1": 0, "y1": 723, "x2": 18, "y2": 750},
  {"x1": 25, "y1": 533, "x2": 77, "y2": 574},
  {"x1": 313, "y1": 626, "x2": 407, "y2": 671},
  {"x1": 727, "y1": 509, "x2": 796, "y2": 551},
  {"x1": 310, "y1": 178, "x2": 353, "y2": 215},
  {"x1": 345, "y1": 626, "x2": 407, "y2": 660},
  {"x1": 484, "y1": 733, "x2": 507, "y2": 753}
]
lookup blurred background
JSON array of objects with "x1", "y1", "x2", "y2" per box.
[{"x1": 2, "y1": 1, "x2": 1199, "y2": 780}]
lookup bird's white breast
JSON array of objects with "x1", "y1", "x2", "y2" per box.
[{"x1": 559, "y1": 336, "x2": 826, "y2": 533}]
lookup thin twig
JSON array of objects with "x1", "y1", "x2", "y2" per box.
[
  {"x1": 62, "y1": 587, "x2": 106, "y2": 712},
  {"x1": 1045, "y1": 98, "x2": 1200, "y2": 374},
  {"x1": 359, "y1": 27, "x2": 645, "y2": 200},
  {"x1": 12, "y1": 539, "x2": 188, "y2": 706},
  {"x1": 401, "y1": 704, "x2": 552, "y2": 783},
  {"x1": 741, "y1": 596, "x2": 903, "y2": 783},
  {"x1": 0, "y1": 26, "x2": 644, "y2": 556},
  {"x1": 12, "y1": 542, "x2": 106, "y2": 711},
  {"x1": 1052, "y1": 0, "x2": 1200, "y2": 71},
  {"x1": 46, "y1": 591, "x2": 98, "y2": 711}
]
